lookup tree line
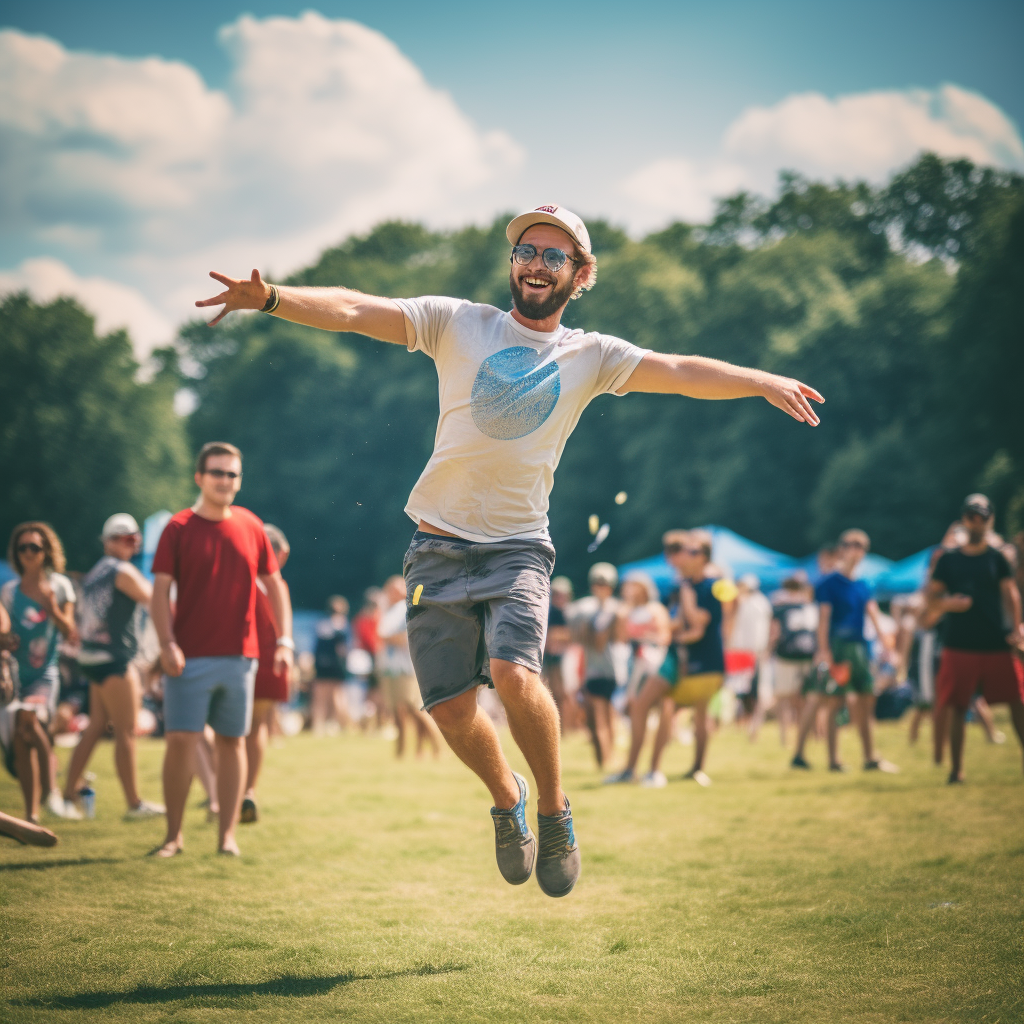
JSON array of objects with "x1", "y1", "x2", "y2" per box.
[{"x1": 2, "y1": 154, "x2": 1021, "y2": 607}]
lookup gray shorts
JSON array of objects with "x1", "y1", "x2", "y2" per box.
[
  {"x1": 163, "y1": 656, "x2": 257, "y2": 737},
  {"x1": 403, "y1": 531, "x2": 555, "y2": 710}
]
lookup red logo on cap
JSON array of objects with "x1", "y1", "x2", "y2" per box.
[{"x1": 535, "y1": 205, "x2": 558, "y2": 213}]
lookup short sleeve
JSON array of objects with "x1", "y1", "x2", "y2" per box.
[
  {"x1": 393, "y1": 296, "x2": 468, "y2": 360},
  {"x1": 814, "y1": 577, "x2": 833, "y2": 604},
  {"x1": 994, "y1": 550, "x2": 1012, "y2": 580},
  {"x1": 51, "y1": 574, "x2": 76, "y2": 606},
  {"x1": 151, "y1": 520, "x2": 180, "y2": 578},
  {"x1": 931, "y1": 553, "x2": 952, "y2": 588},
  {"x1": 593, "y1": 333, "x2": 649, "y2": 396}
]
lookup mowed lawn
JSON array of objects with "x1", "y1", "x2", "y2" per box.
[{"x1": 2, "y1": 714, "x2": 1022, "y2": 1024}]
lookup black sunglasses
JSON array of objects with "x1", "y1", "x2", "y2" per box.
[
  {"x1": 203, "y1": 469, "x2": 241, "y2": 480},
  {"x1": 510, "y1": 244, "x2": 579, "y2": 273},
  {"x1": 664, "y1": 543, "x2": 684, "y2": 554},
  {"x1": 17, "y1": 542, "x2": 44, "y2": 554}
]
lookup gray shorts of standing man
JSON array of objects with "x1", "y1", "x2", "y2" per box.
[{"x1": 198, "y1": 203, "x2": 825, "y2": 896}]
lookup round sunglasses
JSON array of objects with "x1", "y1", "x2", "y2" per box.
[{"x1": 510, "y1": 244, "x2": 579, "y2": 273}]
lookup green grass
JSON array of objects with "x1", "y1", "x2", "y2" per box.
[{"x1": 2, "y1": 716, "x2": 1022, "y2": 1023}]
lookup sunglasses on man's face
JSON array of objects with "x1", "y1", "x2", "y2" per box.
[
  {"x1": 664, "y1": 543, "x2": 684, "y2": 554},
  {"x1": 17, "y1": 543, "x2": 44, "y2": 555},
  {"x1": 840, "y1": 539, "x2": 866, "y2": 549},
  {"x1": 510, "y1": 244, "x2": 578, "y2": 273},
  {"x1": 203, "y1": 469, "x2": 241, "y2": 480}
]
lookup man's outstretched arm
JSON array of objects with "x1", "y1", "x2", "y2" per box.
[
  {"x1": 196, "y1": 269, "x2": 410, "y2": 345},
  {"x1": 619, "y1": 352, "x2": 824, "y2": 426}
]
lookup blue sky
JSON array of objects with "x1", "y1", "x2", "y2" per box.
[{"x1": 1, "y1": 1, "x2": 1021, "y2": 353}]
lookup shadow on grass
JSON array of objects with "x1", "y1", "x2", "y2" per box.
[
  {"x1": 12, "y1": 963, "x2": 469, "y2": 1009},
  {"x1": 0, "y1": 857, "x2": 123, "y2": 873}
]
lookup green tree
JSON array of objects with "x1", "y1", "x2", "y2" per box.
[{"x1": 0, "y1": 294, "x2": 190, "y2": 571}]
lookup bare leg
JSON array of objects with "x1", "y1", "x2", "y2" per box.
[
  {"x1": 393, "y1": 703, "x2": 409, "y2": 758},
  {"x1": 63, "y1": 687, "x2": 109, "y2": 799},
  {"x1": 411, "y1": 705, "x2": 442, "y2": 757},
  {"x1": 623, "y1": 676, "x2": 670, "y2": 774},
  {"x1": 853, "y1": 693, "x2": 877, "y2": 763},
  {"x1": 429, "y1": 686, "x2": 519, "y2": 810},
  {"x1": 310, "y1": 682, "x2": 330, "y2": 735},
  {"x1": 648, "y1": 697, "x2": 676, "y2": 774},
  {"x1": 193, "y1": 729, "x2": 218, "y2": 812},
  {"x1": 0, "y1": 808, "x2": 58, "y2": 847},
  {"x1": 908, "y1": 706, "x2": 923, "y2": 744},
  {"x1": 948, "y1": 706, "x2": 967, "y2": 781},
  {"x1": 214, "y1": 733, "x2": 246, "y2": 853},
  {"x1": 103, "y1": 670, "x2": 142, "y2": 808},
  {"x1": 591, "y1": 697, "x2": 614, "y2": 769},
  {"x1": 14, "y1": 712, "x2": 41, "y2": 820},
  {"x1": 490, "y1": 660, "x2": 565, "y2": 816},
  {"x1": 331, "y1": 685, "x2": 352, "y2": 730},
  {"x1": 826, "y1": 697, "x2": 843, "y2": 766},
  {"x1": 159, "y1": 730, "x2": 199, "y2": 852},
  {"x1": 244, "y1": 699, "x2": 274, "y2": 798},
  {"x1": 793, "y1": 695, "x2": 820, "y2": 760},
  {"x1": 582, "y1": 691, "x2": 603, "y2": 768},
  {"x1": 972, "y1": 697, "x2": 998, "y2": 742},
  {"x1": 691, "y1": 702, "x2": 710, "y2": 772}
]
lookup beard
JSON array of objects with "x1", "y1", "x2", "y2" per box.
[{"x1": 509, "y1": 270, "x2": 576, "y2": 321}]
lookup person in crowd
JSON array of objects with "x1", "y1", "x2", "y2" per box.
[
  {"x1": 791, "y1": 528, "x2": 897, "y2": 773},
  {"x1": 61, "y1": 514, "x2": 164, "y2": 819},
  {"x1": 351, "y1": 587, "x2": 386, "y2": 731},
  {"x1": 572, "y1": 563, "x2": 624, "y2": 770},
  {"x1": 619, "y1": 570, "x2": 671, "y2": 709},
  {"x1": 726, "y1": 574, "x2": 773, "y2": 738},
  {"x1": 542, "y1": 576, "x2": 577, "y2": 732},
  {"x1": 609, "y1": 531, "x2": 731, "y2": 787},
  {"x1": 311, "y1": 595, "x2": 351, "y2": 734},
  {"x1": 1, "y1": 523, "x2": 79, "y2": 822},
  {"x1": 377, "y1": 575, "x2": 442, "y2": 758},
  {"x1": 150, "y1": 442, "x2": 293, "y2": 857},
  {"x1": 769, "y1": 574, "x2": 818, "y2": 746},
  {"x1": 241, "y1": 524, "x2": 294, "y2": 824},
  {"x1": 814, "y1": 543, "x2": 839, "y2": 581},
  {"x1": 927, "y1": 494, "x2": 1024, "y2": 784}
]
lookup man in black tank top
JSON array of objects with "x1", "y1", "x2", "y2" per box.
[{"x1": 62, "y1": 515, "x2": 165, "y2": 819}]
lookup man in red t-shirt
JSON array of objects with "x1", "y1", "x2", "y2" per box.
[{"x1": 150, "y1": 442, "x2": 293, "y2": 857}]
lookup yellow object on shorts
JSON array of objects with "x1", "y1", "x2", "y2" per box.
[
  {"x1": 670, "y1": 672, "x2": 724, "y2": 707},
  {"x1": 412, "y1": 584, "x2": 423, "y2": 606}
]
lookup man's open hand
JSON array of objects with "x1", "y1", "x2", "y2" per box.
[
  {"x1": 761, "y1": 374, "x2": 824, "y2": 426},
  {"x1": 196, "y1": 269, "x2": 271, "y2": 326}
]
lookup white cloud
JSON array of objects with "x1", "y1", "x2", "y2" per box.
[
  {"x1": 0, "y1": 15, "x2": 523, "y2": 322},
  {"x1": 622, "y1": 84, "x2": 1024, "y2": 228},
  {"x1": 0, "y1": 257, "x2": 174, "y2": 359}
]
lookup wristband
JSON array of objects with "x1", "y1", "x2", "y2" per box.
[
  {"x1": 261, "y1": 284, "x2": 281, "y2": 314},
  {"x1": 275, "y1": 637, "x2": 295, "y2": 650}
]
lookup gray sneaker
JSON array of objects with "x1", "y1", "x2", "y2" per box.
[
  {"x1": 490, "y1": 771, "x2": 536, "y2": 885},
  {"x1": 536, "y1": 797, "x2": 581, "y2": 898}
]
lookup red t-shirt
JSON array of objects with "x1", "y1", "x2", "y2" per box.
[
  {"x1": 152, "y1": 507, "x2": 278, "y2": 658},
  {"x1": 254, "y1": 581, "x2": 289, "y2": 701},
  {"x1": 353, "y1": 611, "x2": 380, "y2": 655}
]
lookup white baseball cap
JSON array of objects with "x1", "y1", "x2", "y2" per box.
[
  {"x1": 506, "y1": 204, "x2": 591, "y2": 254},
  {"x1": 101, "y1": 513, "x2": 140, "y2": 539}
]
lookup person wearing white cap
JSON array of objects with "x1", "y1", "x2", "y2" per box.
[
  {"x1": 63, "y1": 514, "x2": 165, "y2": 819},
  {"x1": 197, "y1": 203, "x2": 823, "y2": 897}
]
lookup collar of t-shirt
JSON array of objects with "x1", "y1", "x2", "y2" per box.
[{"x1": 503, "y1": 311, "x2": 574, "y2": 347}]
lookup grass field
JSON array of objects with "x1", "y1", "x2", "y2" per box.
[{"x1": 2, "y1": 714, "x2": 1023, "y2": 1023}]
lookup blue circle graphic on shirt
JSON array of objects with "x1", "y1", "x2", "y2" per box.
[{"x1": 470, "y1": 346, "x2": 561, "y2": 440}]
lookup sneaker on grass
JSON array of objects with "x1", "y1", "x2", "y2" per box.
[
  {"x1": 640, "y1": 770, "x2": 667, "y2": 789},
  {"x1": 46, "y1": 790, "x2": 81, "y2": 820},
  {"x1": 790, "y1": 754, "x2": 811, "y2": 770},
  {"x1": 536, "y1": 798, "x2": 580, "y2": 898},
  {"x1": 864, "y1": 759, "x2": 900, "y2": 774},
  {"x1": 603, "y1": 769, "x2": 635, "y2": 785},
  {"x1": 490, "y1": 771, "x2": 536, "y2": 885},
  {"x1": 683, "y1": 769, "x2": 711, "y2": 787},
  {"x1": 240, "y1": 797, "x2": 258, "y2": 824},
  {"x1": 124, "y1": 800, "x2": 166, "y2": 820}
]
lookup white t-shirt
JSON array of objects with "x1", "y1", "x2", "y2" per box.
[
  {"x1": 395, "y1": 297, "x2": 648, "y2": 542},
  {"x1": 376, "y1": 600, "x2": 414, "y2": 676}
]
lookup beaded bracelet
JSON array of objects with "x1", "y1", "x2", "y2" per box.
[{"x1": 261, "y1": 284, "x2": 281, "y2": 314}]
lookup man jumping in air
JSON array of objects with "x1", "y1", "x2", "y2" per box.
[{"x1": 198, "y1": 204, "x2": 823, "y2": 896}]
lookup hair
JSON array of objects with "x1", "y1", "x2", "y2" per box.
[
  {"x1": 327, "y1": 594, "x2": 349, "y2": 615},
  {"x1": 7, "y1": 521, "x2": 66, "y2": 576},
  {"x1": 840, "y1": 528, "x2": 871, "y2": 552},
  {"x1": 622, "y1": 570, "x2": 659, "y2": 603},
  {"x1": 195, "y1": 441, "x2": 243, "y2": 475},
  {"x1": 689, "y1": 529, "x2": 713, "y2": 561},
  {"x1": 662, "y1": 529, "x2": 689, "y2": 547},
  {"x1": 263, "y1": 523, "x2": 289, "y2": 556}
]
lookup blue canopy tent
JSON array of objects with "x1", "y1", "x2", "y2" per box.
[{"x1": 873, "y1": 547, "x2": 934, "y2": 597}]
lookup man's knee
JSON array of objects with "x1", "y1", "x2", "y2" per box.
[
  {"x1": 429, "y1": 689, "x2": 477, "y2": 733},
  {"x1": 491, "y1": 659, "x2": 541, "y2": 699}
]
